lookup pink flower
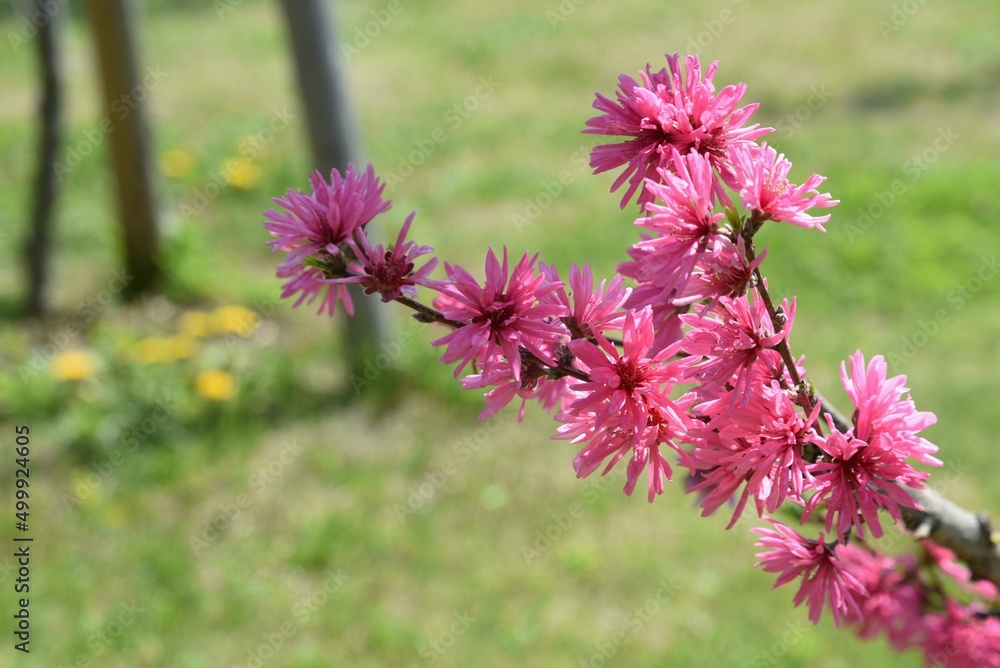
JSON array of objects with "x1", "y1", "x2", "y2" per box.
[
  {"x1": 617, "y1": 246, "x2": 688, "y2": 354},
  {"x1": 566, "y1": 308, "x2": 686, "y2": 438},
  {"x1": 803, "y1": 422, "x2": 925, "y2": 542},
  {"x1": 836, "y1": 544, "x2": 925, "y2": 649},
  {"x1": 922, "y1": 540, "x2": 1000, "y2": 600},
  {"x1": 680, "y1": 293, "x2": 793, "y2": 407},
  {"x1": 585, "y1": 53, "x2": 771, "y2": 208},
  {"x1": 461, "y1": 362, "x2": 537, "y2": 422},
  {"x1": 687, "y1": 381, "x2": 818, "y2": 527},
  {"x1": 729, "y1": 143, "x2": 838, "y2": 230},
  {"x1": 840, "y1": 351, "x2": 941, "y2": 468},
  {"x1": 274, "y1": 263, "x2": 355, "y2": 316},
  {"x1": 628, "y1": 150, "x2": 725, "y2": 296},
  {"x1": 674, "y1": 236, "x2": 764, "y2": 308},
  {"x1": 921, "y1": 599, "x2": 1000, "y2": 668},
  {"x1": 341, "y1": 212, "x2": 446, "y2": 302},
  {"x1": 263, "y1": 164, "x2": 391, "y2": 316},
  {"x1": 555, "y1": 307, "x2": 692, "y2": 501},
  {"x1": 265, "y1": 164, "x2": 390, "y2": 266},
  {"x1": 431, "y1": 289, "x2": 464, "y2": 315},
  {"x1": 532, "y1": 376, "x2": 577, "y2": 415},
  {"x1": 802, "y1": 351, "x2": 942, "y2": 541},
  {"x1": 753, "y1": 520, "x2": 867, "y2": 626},
  {"x1": 433, "y1": 248, "x2": 568, "y2": 381},
  {"x1": 557, "y1": 408, "x2": 692, "y2": 503},
  {"x1": 540, "y1": 262, "x2": 631, "y2": 341}
]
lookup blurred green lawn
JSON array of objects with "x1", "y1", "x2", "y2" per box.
[{"x1": 2, "y1": 0, "x2": 1000, "y2": 666}]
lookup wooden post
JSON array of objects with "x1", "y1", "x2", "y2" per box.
[
  {"x1": 23, "y1": 0, "x2": 64, "y2": 316},
  {"x1": 278, "y1": 0, "x2": 391, "y2": 377},
  {"x1": 86, "y1": 0, "x2": 159, "y2": 294}
]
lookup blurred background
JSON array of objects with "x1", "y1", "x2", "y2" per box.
[{"x1": 2, "y1": 0, "x2": 1000, "y2": 665}]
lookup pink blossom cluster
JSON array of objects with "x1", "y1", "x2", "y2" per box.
[
  {"x1": 263, "y1": 164, "x2": 442, "y2": 316},
  {"x1": 263, "y1": 53, "x2": 997, "y2": 665},
  {"x1": 754, "y1": 522, "x2": 1000, "y2": 665}
]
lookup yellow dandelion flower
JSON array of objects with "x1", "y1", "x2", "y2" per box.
[
  {"x1": 223, "y1": 157, "x2": 261, "y2": 191},
  {"x1": 50, "y1": 350, "x2": 98, "y2": 382},
  {"x1": 210, "y1": 305, "x2": 259, "y2": 336},
  {"x1": 194, "y1": 370, "x2": 237, "y2": 401},
  {"x1": 159, "y1": 149, "x2": 194, "y2": 179},
  {"x1": 134, "y1": 337, "x2": 173, "y2": 365},
  {"x1": 178, "y1": 310, "x2": 212, "y2": 338},
  {"x1": 167, "y1": 335, "x2": 199, "y2": 361}
]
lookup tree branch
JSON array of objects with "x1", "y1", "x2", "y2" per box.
[
  {"x1": 820, "y1": 398, "x2": 1000, "y2": 587},
  {"x1": 901, "y1": 486, "x2": 1000, "y2": 587}
]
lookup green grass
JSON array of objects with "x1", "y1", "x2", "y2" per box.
[{"x1": 2, "y1": 0, "x2": 1000, "y2": 666}]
